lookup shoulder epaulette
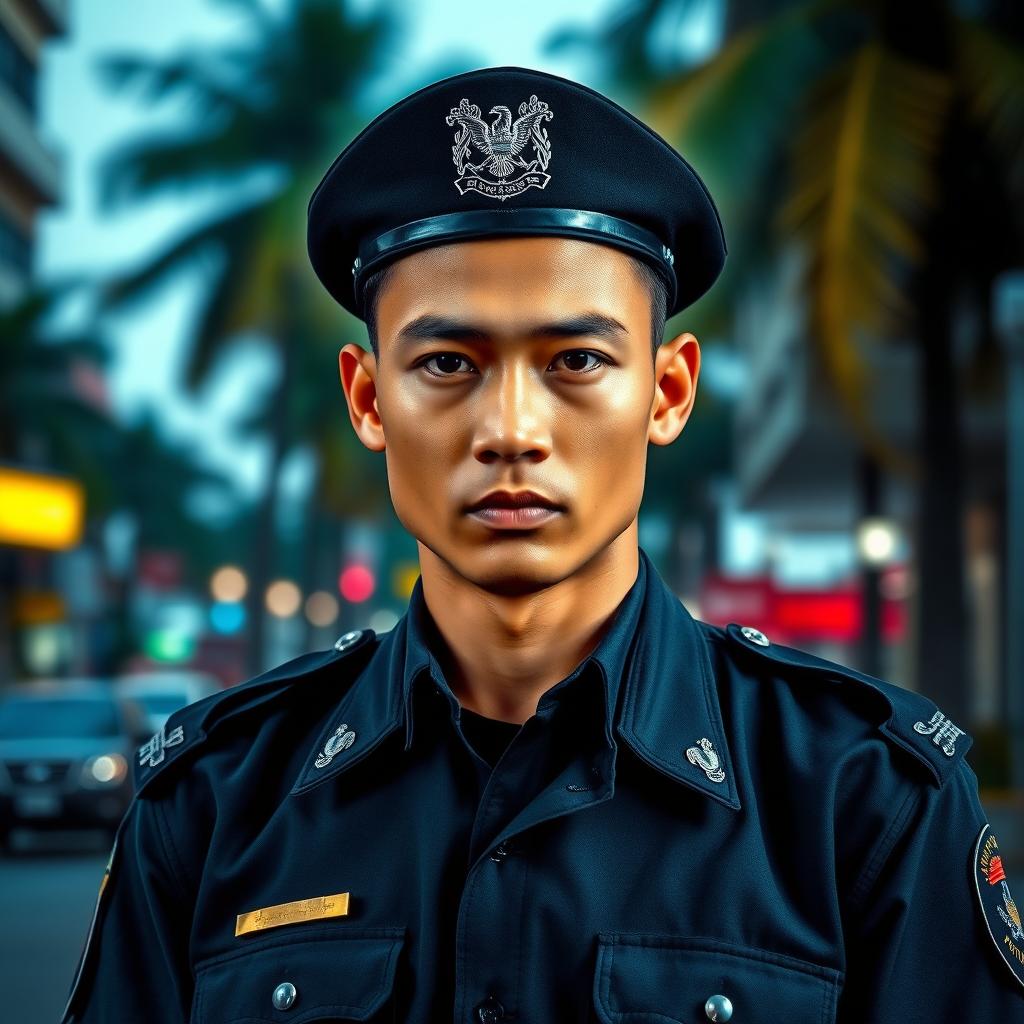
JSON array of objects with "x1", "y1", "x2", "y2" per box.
[
  {"x1": 131, "y1": 628, "x2": 379, "y2": 796},
  {"x1": 722, "y1": 622, "x2": 972, "y2": 789}
]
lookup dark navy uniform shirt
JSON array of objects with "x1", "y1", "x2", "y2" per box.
[{"x1": 61, "y1": 547, "x2": 1024, "y2": 1022}]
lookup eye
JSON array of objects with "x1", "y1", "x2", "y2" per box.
[
  {"x1": 550, "y1": 350, "x2": 611, "y2": 374},
  {"x1": 416, "y1": 349, "x2": 611, "y2": 378},
  {"x1": 418, "y1": 352, "x2": 477, "y2": 377}
]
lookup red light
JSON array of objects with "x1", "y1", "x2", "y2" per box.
[{"x1": 339, "y1": 564, "x2": 375, "y2": 603}]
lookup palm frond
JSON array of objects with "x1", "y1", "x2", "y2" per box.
[
  {"x1": 96, "y1": 194, "x2": 275, "y2": 310},
  {"x1": 95, "y1": 120, "x2": 282, "y2": 209},
  {"x1": 94, "y1": 51, "x2": 253, "y2": 117},
  {"x1": 955, "y1": 18, "x2": 1024, "y2": 199},
  {"x1": 778, "y1": 41, "x2": 954, "y2": 476}
]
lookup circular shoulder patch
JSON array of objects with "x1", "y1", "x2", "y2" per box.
[{"x1": 974, "y1": 822, "x2": 1024, "y2": 990}]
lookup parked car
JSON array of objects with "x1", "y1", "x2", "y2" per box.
[
  {"x1": 0, "y1": 681, "x2": 152, "y2": 849},
  {"x1": 114, "y1": 670, "x2": 222, "y2": 731}
]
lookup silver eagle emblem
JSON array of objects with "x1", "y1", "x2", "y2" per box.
[
  {"x1": 685, "y1": 737, "x2": 726, "y2": 783},
  {"x1": 445, "y1": 94, "x2": 554, "y2": 201}
]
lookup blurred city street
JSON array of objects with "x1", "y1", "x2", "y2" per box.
[{"x1": 1, "y1": 838, "x2": 107, "y2": 1024}]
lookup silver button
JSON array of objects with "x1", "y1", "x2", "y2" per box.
[
  {"x1": 740, "y1": 624, "x2": 769, "y2": 646},
  {"x1": 334, "y1": 630, "x2": 363, "y2": 652},
  {"x1": 272, "y1": 981, "x2": 297, "y2": 1010},
  {"x1": 705, "y1": 993, "x2": 733, "y2": 1021}
]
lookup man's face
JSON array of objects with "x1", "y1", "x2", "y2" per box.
[{"x1": 339, "y1": 236, "x2": 698, "y2": 595}]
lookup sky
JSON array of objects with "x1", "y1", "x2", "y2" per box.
[{"x1": 35, "y1": 0, "x2": 723, "y2": 505}]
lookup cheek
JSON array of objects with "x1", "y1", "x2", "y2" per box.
[
  {"x1": 379, "y1": 391, "x2": 462, "y2": 514},
  {"x1": 559, "y1": 389, "x2": 651, "y2": 485}
]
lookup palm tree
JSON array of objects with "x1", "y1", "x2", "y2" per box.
[
  {"x1": 0, "y1": 283, "x2": 119, "y2": 503},
  {"x1": 90, "y1": 0, "x2": 399, "y2": 673},
  {"x1": 553, "y1": 0, "x2": 1024, "y2": 724}
]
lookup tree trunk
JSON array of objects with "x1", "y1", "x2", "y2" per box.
[{"x1": 881, "y1": 0, "x2": 970, "y2": 724}]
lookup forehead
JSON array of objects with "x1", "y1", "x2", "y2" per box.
[{"x1": 374, "y1": 236, "x2": 648, "y2": 331}]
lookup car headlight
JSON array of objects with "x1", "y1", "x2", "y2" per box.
[{"x1": 81, "y1": 753, "x2": 129, "y2": 787}]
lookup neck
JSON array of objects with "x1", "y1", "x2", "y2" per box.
[{"x1": 417, "y1": 525, "x2": 640, "y2": 725}]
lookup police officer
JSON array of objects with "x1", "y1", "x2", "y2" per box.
[{"x1": 61, "y1": 65, "x2": 1023, "y2": 1023}]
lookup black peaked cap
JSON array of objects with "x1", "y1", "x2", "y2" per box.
[{"x1": 307, "y1": 65, "x2": 727, "y2": 322}]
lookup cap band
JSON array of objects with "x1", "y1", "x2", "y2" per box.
[{"x1": 353, "y1": 207, "x2": 678, "y2": 315}]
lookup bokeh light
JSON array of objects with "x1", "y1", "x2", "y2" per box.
[
  {"x1": 210, "y1": 565, "x2": 248, "y2": 603},
  {"x1": 210, "y1": 601, "x2": 247, "y2": 634},
  {"x1": 305, "y1": 590, "x2": 339, "y2": 627},
  {"x1": 339, "y1": 563, "x2": 375, "y2": 603},
  {"x1": 266, "y1": 580, "x2": 302, "y2": 618},
  {"x1": 856, "y1": 518, "x2": 899, "y2": 567}
]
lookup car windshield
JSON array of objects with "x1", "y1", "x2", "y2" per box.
[
  {"x1": 132, "y1": 693, "x2": 187, "y2": 715},
  {"x1": 0, "y1": 698, "x2": 121, "y2": 739}
]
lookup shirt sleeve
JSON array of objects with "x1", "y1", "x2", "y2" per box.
[
  {"x1": 838, "y1": 757, "x2": 1024, "y2": 1020},
  {"x1": 60, "y1": 793, "x2": 194, "y2": 1023}
]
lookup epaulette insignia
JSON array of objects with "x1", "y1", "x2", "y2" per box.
[
  {"x1": 725, "y1": 622, "x2": 972, "y2": 789},
  {"x1": 131, "y1": 629, "x2": 378, "y2": 796}
]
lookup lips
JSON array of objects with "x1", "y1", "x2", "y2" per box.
[{"x1": 465, "y1": 489, "x2": 562, "y2": 513}]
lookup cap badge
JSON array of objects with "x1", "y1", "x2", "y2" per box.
[
  {"x1": 685, "y1": 737, "x2": 726, "y2": 783},
  {"x1": 445, "y1": 95, "x2": 554, "y2": 201}
]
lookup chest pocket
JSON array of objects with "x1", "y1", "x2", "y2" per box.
[
  {"x1": 190, "y1": 926, "x2": 406, "y2": 1023},
  {"x1": 593, "y1": 933, "x2": 842, "y2": 1024}
]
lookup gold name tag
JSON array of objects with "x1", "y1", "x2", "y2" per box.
[{"x1": 235, "y1": 891, "x2": 350, "y2": 937}]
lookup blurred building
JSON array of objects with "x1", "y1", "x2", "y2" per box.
[
  {"x1": 724, "y1": 240, "x2": 1006, "y2": 732},
  {"x1": 0, "y1": 0, "x2": 66, "y2": 306},
  {"x1": 0, "y1": 0, "x2": 72, "y2": 685}
]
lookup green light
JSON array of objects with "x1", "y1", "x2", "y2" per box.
[{"x1": 144, "y1": 629, "x2": 195, "y2": 663}]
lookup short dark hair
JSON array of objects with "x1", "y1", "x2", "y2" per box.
[{"x1": 362, "y1": 250, "x2": 668, "y2": 359}]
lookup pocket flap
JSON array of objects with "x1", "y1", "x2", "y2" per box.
[
  {"x1": 192, "y1": 925, "x2": 406, "y2": 1023},
  {"x1": 593, "y1": 933, "x2": 842, "y2": 1024}
]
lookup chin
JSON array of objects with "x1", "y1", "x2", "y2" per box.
[{"x1": 437, "y1": 534, "x2": 579, "y2": 596}]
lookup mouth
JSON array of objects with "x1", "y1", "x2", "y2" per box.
[{"x1": 465, "y1": 490, "x2": 564, "y2": 530}]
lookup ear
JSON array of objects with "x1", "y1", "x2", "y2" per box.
[
  {"x1": 339, "y1": 343, "x2": 386, "y2": 452},
  {"x1": 648, "y1": 331, "x2": 700, "y2": 447}
]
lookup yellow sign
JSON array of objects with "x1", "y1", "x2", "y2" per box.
[
  {"x1": 235, "y1": 891, "x2": 350, "y2": 937},
  {"x1": 0, "y1": 467, "x2": 84, "y2": 550}
]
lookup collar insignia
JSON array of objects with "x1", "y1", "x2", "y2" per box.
[
  {"x1": 314, "y1": 723, "x2": 356, "y2": 769},
  {"x1": 685, "y1": 737, "x2": 726, "y2": 783}
]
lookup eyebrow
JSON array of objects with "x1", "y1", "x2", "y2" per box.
[{"x1": 395, "y1": 312, "x2": 630, "y2": 346}]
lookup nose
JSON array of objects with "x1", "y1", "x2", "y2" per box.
[{"x1": 471, "y1": 359, "x2": 552, "y2": 464}]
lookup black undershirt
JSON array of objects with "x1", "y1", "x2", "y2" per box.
[{"x1": 458, "y1": 707, "x2": 523, "y2": 768}]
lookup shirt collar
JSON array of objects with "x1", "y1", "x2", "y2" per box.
[
  {"x1": 291, "y1": 547, "x2": 740, "y2": 811},
  {"x1": 398, "y1": 547, "x2": 646, "y2": 751}
]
